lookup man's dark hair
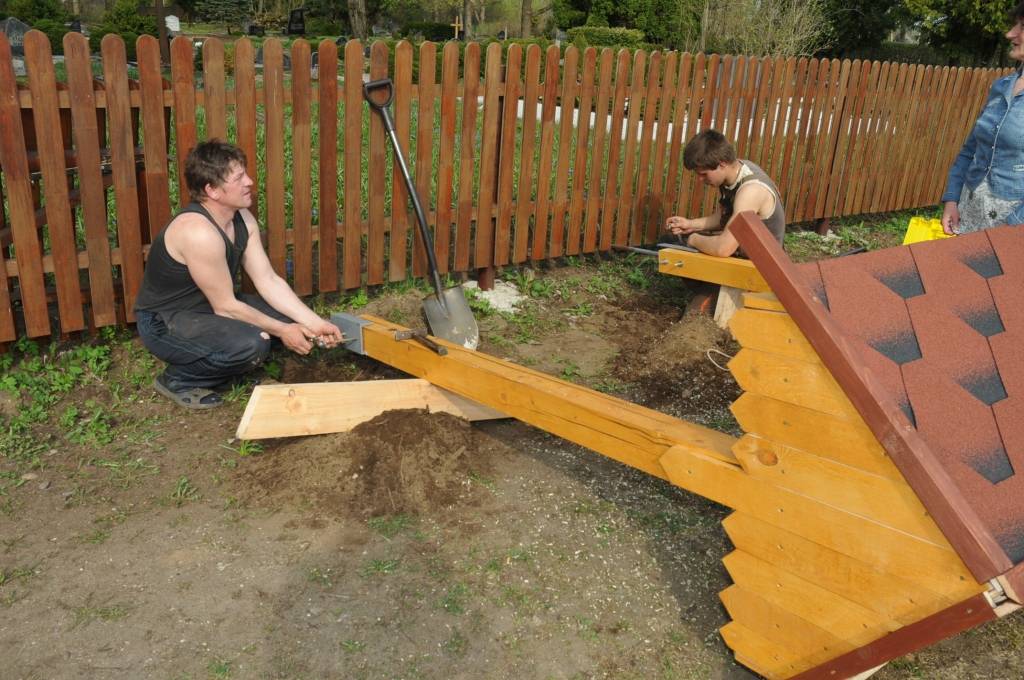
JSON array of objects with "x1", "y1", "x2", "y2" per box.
[
  {"x1": 1012, "y1": 2, "x2": 1024, "y2": 22},
  {"x1": 184, "y1": 139, "x2": 247, "y2": 202},
  {"x1": 683, "y1": 129, "x2": 736, "y2": 171}
]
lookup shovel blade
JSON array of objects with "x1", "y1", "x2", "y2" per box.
[{"x1": 423, "y1": 286, "x2": 480, "y2": 350}]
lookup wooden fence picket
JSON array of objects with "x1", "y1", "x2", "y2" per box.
[
  {"x1": 201, "y1": 38, "x2": 227, "y2": 141},
  {"x1": 455, "y1": 42, "x2": 481, "y2": 271},
  {"x1": 63, "y1": 32, "x2": 116, "y2": 329},
  {"x1": 600, "y1": 49, "x2": 630, "y2": 251},
  {"x1": 474, "y1": 41, "x2": 503, "y2": 269},
  {"x1": 435, "y1": 41, "x2": 459, "y2": 272},
  {"x1": 494, "y1": 43, "x2": 522, "y2": 265},
  {"x1": 366, "y1": 41, "x2": 388, "y2": 286},
  {"x1": 317, "y1": 39, "x2": 339, "y2": 292},
  {"x1": 263, "y1": 39, "x2": 287, "y2": 277},
  {"x1": 582, "y1": 48, "x2": 613, "y2": 254},
  {"x1": 291, "y1": 40, "x2": 314, "y2": 294},
  {"x1": 617, "y1": 49, "x2": 647, "y2": 246},
  {"x1": 513, "y1": 44, "x2": 541, "y2": 263},
  {"x1": 25, "y1": 31, "x2": 84, "y2": 332},
  {"x1": 101, "y1": 34, "x2": 145, "y2": 320},
  {"x1": 531, "y1": 45, "x2": 561, "y2": 260},
  {"x1": 413, "y1": 41, "x2": 437, "y2": 276},
  {"x1": 631, "y1": 50, "x2": 660, "y2": 245},
  {"x1": 343, "y1": 40, "x2": 365, "y2": 289},
  {"x1": 549, "y1": 45, "x2": 579, "y2": 257},
  {"x1": 645, "y1": 50, "x2": 678, "y2": 242},
  {"x1": 234, "y1": 39, "x2": 259, "y2": 221},
  {"x1": 390, "y1": 40, "x2": 414, "y2": 281},
  {"x1": 137, "y1": 36, "x2": 172, "y2": 241},
  {"x1": 170, "y1": 36, "x2": 197, "y2": 207}
]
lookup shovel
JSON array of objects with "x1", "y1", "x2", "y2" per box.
[{"x1": 363, "y1": 78, "x2": 480, "y2": 350}]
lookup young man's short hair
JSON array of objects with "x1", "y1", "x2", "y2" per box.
[
  {"x1": 683, "y1": 130, "x2": 737, "y2": 171},
  {"x1": 184, "y1": 139, "x2": 248, "y2": 202},
  {"x1": 1011, "y1": 2, "x2": 1024, "y2": 22}
]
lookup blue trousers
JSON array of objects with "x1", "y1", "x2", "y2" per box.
[{"x1": 136, "y1": 294, "x2": 292, "y2": 390}]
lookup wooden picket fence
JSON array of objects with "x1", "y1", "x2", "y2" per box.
[{"x1": 0, "y1": 31, "x2": 1010, "y2": 342}]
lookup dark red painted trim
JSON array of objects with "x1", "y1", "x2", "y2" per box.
[
  {"x1": 1002, "y1": 563, "x2": 1024, "y2": 604},
  {"x1": 789, "y1": 593, "x2": 995, "y2": 680},
  {"x1": 730, "y1": 211, "x2": 1011, "y2": 582}
]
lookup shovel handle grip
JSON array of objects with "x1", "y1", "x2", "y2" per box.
[{"x1": 363, "y1": 78, "x2": 394, "y2": 110}]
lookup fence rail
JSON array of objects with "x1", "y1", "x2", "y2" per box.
[{"x1": 0, "y1": 31, "x2": 1008, "y2": 341}]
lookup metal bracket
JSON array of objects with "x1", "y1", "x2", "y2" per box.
[
  {"x1": 330, "y1": 313, "x2": 372, "y2": 355},
  {"x1": 394, "y1": 329, "x2": 448, "y2": 356}
]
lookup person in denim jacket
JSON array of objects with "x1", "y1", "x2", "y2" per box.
[{"x1": 942, "y1": 3, "x2": 1024, "y2": 234}]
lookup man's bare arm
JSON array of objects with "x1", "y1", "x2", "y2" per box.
[{"x1": 686, "y1": 184, "x2": 773, "y2": 257}]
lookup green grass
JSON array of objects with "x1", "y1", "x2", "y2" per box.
[
  {"x1": 68, "y1": 596, "x2": 132, "y2": 628},
  {"x1": 366, "y1": 514, "x2": 416, "y2": 538}
]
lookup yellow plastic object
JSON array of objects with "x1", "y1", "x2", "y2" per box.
[{"x1": 903, "y1": 217, "x2": 953, "y2": 245}]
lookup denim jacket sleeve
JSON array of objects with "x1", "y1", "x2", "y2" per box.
[{"x1": 941, "y1": 79, "x2": 1002, "y2": 204}]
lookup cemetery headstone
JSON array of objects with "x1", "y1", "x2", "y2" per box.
[
  {"x1": 286, "y1": 8, "x2": 305, "y2": 36},
  {"x1": 0, "y1": 17, "x2": 31, "y2": 56}
]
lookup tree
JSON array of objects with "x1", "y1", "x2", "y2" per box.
[
  {"x1": 701, "y1": 0, "x2": 832, "y2": 57},
  {"x1": 823, "y1": 0, "x2": 903, "y2": 55},
  {"x1": 902, "y1": 0, "x2": 1012, "y2": 65},
  {"x1": 197, "y1": 0, "x2": 247, "y2": 34},
  {"x1": 88, "y1": 0, "x2": 158, "y2": 60},
  {"x1": 347, "y1": 0, "x2": 368, "y2": 39}
]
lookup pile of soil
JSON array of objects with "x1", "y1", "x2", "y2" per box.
[{"x1": 235, "y1": 409, "x2": 502, "y2": 518}]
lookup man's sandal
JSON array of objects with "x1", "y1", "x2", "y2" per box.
[{"x1": 153, "y1": 375, "x2": 223, "y2": 410}]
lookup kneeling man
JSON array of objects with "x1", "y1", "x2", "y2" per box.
[{"x1": 135, "y1": 140, "x2": 343, "y2": 409}]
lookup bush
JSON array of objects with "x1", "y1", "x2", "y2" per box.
[
  {"x1": 306, "y1": 16, "x2": 345, "y2": 37},
  {"x1": 88, "y1": 0, "x2": 158, "y2": 61},
  {"x1": 837, "y1": 41, "x2": 960, "y2": 66},
  {"x1": 31, "y1": 18, "x2": 66, "y2": 54},
  {"x1": 566, "y1": 26, "x2": 645, "y2": 50},
  {"x1": 401, "y1": 21, "x2": 450, "y2": 42}
]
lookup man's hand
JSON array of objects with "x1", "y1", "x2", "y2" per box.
[
  {"x1": 280, "y1": 323, "x2": 317, "y2": 355},
  {"x1": 666, "y1": 215, "x2": 701, "y2": 236},
  {"x1": 305, "y1": 319, "x2": 345, "y2": 349},
  {"x1": 941, "y1": 201, "x2": 960, "y2": 235}
]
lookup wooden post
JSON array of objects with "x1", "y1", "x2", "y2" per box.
[{"x1": 451, "y1": 15, "x2": 463, "y2": 40}]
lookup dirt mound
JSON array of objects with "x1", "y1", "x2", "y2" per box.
[{"x1": 233, "y1": 409, "x2": 500, "y2": 518}]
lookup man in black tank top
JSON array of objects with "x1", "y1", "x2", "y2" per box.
[
  {"x1": 665, "y1": 130, "x2": 786, "y2": 258},
  {"x1": 134, "y1": 140, "x2": 344, "y2": 409}
]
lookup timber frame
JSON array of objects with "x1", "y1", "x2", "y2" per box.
[{"x1": 263, "y1": 214, "x2": 1023, "y2": 678}]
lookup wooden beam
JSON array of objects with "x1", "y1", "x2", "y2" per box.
[
  {"x1": 236, "y1": 379, "x2": 507, "y2": 440},
  {"x1": 657, "y1": 248, "x2": 770, "y2": 291},
  {"x1": 790, "y1": 593, "x2": 996, "y2": 680},
  {"x1": 352, "y1": 315, "x2": 739, "y2": 481}
]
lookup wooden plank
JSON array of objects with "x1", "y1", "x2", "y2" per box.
[
  {"x1": 201, "y1": 38, "x2": 227, "y2": 140},
  {"x1": 63, "y1": 32, "x2": 116, "y2": 329},
  {"x1": 631, "y1": 50, "x2": 662, "y2": 245},
  {"x1": 741, "y1": 290, "x2": 784, "y2": 312},
  {"x1": 263, "y1": 39, "x2": 287, "y2": 277},
  {"x1": 645, "y1": 51, "x2": 678, "y2": 243},
  {"x1": 599, "y1": 49, "x2": 631, "y2": 252},
  {"x1": 582, "y1": 48, "x2": 613, "y2": 254},
  {"x1": 434, "y1": 42, "x2": 458, "y2": 272},
  {"x1": 730, "y1": 211, "x2": 1011, "y2": 581},
  {"x1": 290, "y1": 40, "x2": 314, "y2": 294},
  {"x1": 775, "y1": 57, "x2": 809, "y2": 204},
  {"x1": 548, "y1": 45, "x2": 579, "y2": 258},
  {"x1": 170, "y1": 36, "x2": 197, "y2": 206},
  {"x1": 354, "y1": 314, "x2": 739, "y2": 480},
  {"x1": 728, "y1": 306, "x2": 820, "y2": 363},
  {"x1": 820, "y1": 59, "x2": 856, "y2": 219},
  {"x1": 807, "y1": 59, "x2": 846, "y2": 220},
  {"x1": 720, "y1": 584, "x2": 852, "y2": 674},
  {"x1": 886, "y1": 64, "x2": 924, "y2": 211},
  {"x1": 512, "y1": 44, "x2": 541, "y2": 263},
  {"x1": 455, "y1": 42, "x2": 480, "y2": 272},
  {"x1": 615, "y1": 49, "x2": 646, "y2": 246},
  {"x1": 733, "y1": 57, "x2": 759, "y2": 157},
  {"x1": 764, "y1": 57, "x2": 796, "y2": 192},
  {"x1": 729, "y1": 347, "x2": 860, "y2": 420},
  {"x1": 657, "y1": 248, "x2": 769, "y2": 291},
  {"x1": 851, "y1": 61, "x2": 891, "y2": 216},
  {"x1": 233, "y1": 39, "x2": 259, "y2": 223},
  {"x1": 658, "y1": 444, "x2": 978, "y2": 595},
  {"x1": 723, "y1": 513, "x2": 968, "y2": 625},
  {"x1": 389, "y1": 40, "x2": 413, "y2": 282},
  {"x1": 731, "y1": 391, "x2": 903, "y2": 480},
  {"x1": 412, "y1": 41, "x2": 437, "y2": 277},
  {"x1": 473, "y1": 41, "x2": 502, "y2": 269},
  {"x1": 833, "y1": 60, "x2": 872, "y2": 217},
  {"x1": 317, "y1": 39, "x2": 339, "y2": 292},
  {"x1": 366, "y1": 41, "x2": 388, "y2": 286},
  {"x1": 567, "y1": 45, "x2": 594, "y2": 256},
  {"x1": 0, "y1": 34, "x2": 47, "y2": 337},
  {"x1": 530, "y1": 44, "x2": 560, "y2": 261},
  {"x1": 790, "y1": 58, "x2": 827, "y2": 222},
  {"x1": 712, "y1": 285, "x2": 743, "y2": 329},
  {"x1": 733, "y1": 433, "x2": 949, "y2": 545},
  {"x1": 343, "y1": 40, "x2": 364, "y2": 288},
  {"x1": 494, "y1": 43, "x2": 521, "y2": 266},
  {"x1": 25, "y1": 30, "x2": 85, "y2": 333},
  {"x1": 237, "y1": 379, "x2": 507, "y2": 439},
  {"x1": 791, "y1": 593, "x2": 996, "y2": 680},
  {"x1": 720, "y1": 621, "x2": 798, "y2": 680},
  {"x1": 137, "y1": 36, "x2": 172, "y2": 242},
  {"x1": 101, "y1": 34, "x2": 145, "y2": 321},
  {"x1": 671, "y1": 52, "x2": 703, "y2": 218},
  {"x1": 869, "y1": 63, "x2": 908, "y2": 214},
  {"x1": 920, "y1": 67, "x2": 958, "y2": 208}
]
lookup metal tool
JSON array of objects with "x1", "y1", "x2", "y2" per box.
[
  {"x1": 394, "y1": 329, "x2": 448, "y2": 356},
  {"x1": 363, "y1": 78, "x2": 480, "y2": 350}
]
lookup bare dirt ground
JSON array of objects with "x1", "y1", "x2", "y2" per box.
[{"x1": 1, "y1": 253, "x2": 1022, "y2": 680}]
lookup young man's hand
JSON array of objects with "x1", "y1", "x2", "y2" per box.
[{"x1": 666, "y1": 215, "x2": 700, "y2": 235}]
